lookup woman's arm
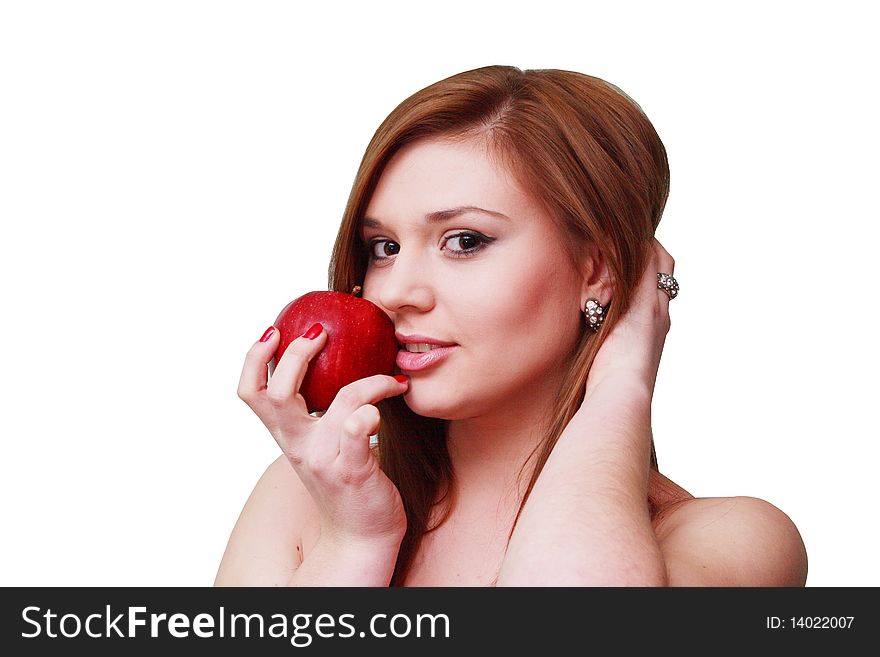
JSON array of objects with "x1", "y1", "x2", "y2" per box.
[
  {"x1": 496, "y1": 376, "x2": 810, "y2": 587},
  {"x1": 495, "y1": 377, "x2": 665, "y2": 586},
  {"x1": 286, "y1": 533, "x2": 402, "y2": 587},
  {"x1": 215, "y1": 455, "x2": 402, "y2": 587}
]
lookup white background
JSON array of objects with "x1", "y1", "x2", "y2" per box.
[{"x1": 1, "y1": 1, "x2": 876, "y2": 587}]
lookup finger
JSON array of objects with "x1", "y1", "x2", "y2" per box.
[
  {"x1": 266, "y1": 323, "x2": 329, "y2": 408},
  {"x1": 653, "y1": 238, "x2": 675, "y2": 275},
  {"x1": 237, "y1": 325, "x2": 280, "y2": 409},
  {"x1": 339, "y1": 404, "x2": 382, "y2": 468},
  {"x1": 322, "y1": 374, "x2": 409, "y2": 428},
  {"x1": 651, "y1": 241, "x2": 676, "y2": 326},
  {"x1": 632, "y1": 241, "x2": 662, "y2": 305}
]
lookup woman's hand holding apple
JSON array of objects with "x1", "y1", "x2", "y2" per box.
[{"x1": 237, "y1": 323, "x2": 410, "y2": 551}]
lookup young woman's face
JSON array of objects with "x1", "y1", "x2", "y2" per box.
[{"x1": 361, "y1": 138, "x2": 587, "y2": 420}]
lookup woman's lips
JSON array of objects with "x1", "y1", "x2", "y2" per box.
[{"x1": 396, "y1": 345, "x2": 459, "y2": 372}]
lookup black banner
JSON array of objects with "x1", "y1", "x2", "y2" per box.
[{"x1": 1, "y1": 587, "x2": 874, "y2": 653}]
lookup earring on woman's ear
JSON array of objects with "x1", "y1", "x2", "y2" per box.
[
  {"x1": 583, "y1": 298, "x2": 607, "y2": 332},
  {"x1": 351, "y1": 285, "x2": 362, "y2": 297}
]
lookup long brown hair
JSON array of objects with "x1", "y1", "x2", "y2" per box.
[{"x1": 327, "y1": 65, "x2": 691, "y2": 585}]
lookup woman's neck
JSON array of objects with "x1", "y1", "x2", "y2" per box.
[{"x1": 445, "y1": 387, "x2": 553, "y2": 509}]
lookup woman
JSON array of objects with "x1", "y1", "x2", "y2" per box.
[{"x1": 215, "y1": 65, "x2": 808, "y2": 586}]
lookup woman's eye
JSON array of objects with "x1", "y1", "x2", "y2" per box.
[
  {"x1": 368, "y1": 240, "x2": 400, "y2": 260},
  {"x1": 366, "y1": 232, "x2": 492, "y2": 263},
  {"x1": 445, "y1": 233, "x2": 483, "y2": 254}
]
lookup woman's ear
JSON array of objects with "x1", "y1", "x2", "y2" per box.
[{"x1": 579, "y1": 241, "x2": 612, "y2": 305}]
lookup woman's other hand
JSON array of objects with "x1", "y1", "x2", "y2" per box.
[
  {"x1": 237, "y1": 323, "x2": 409, "y2": 550},
  {"x1": 585, "y1": 238, "x2": 675, "y2": 399}
]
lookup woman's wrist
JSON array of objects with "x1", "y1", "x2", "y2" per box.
[
  {"x1": 288, "y1": 533, "x2": 403, "y2": 587},
  {"x1": 583, "y1": 369, "x2": 654, "y2": 407},
  {"x1": 319, "y1": 527, "x2": 406, "y2": 557}
]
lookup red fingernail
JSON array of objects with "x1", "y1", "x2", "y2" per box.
[
  {"x1": 394, "y1": 375, "x2": 409, "y2": 383},
  {"x1": 303, "y1": 323, "x2": 323, "y2": 340},
  {"x1": 259, "y1": 326, "x2": 275, "y2": 342}
]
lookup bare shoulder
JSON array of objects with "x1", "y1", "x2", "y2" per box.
[
  {"x1": 214, "y1": 455, "x2": 318, "y2": 586},
  {"x1": 654, "y1": 495, "x2": 808, "y2": 587}
]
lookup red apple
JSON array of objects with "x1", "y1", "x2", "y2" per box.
[{"x1": 271, "y1": 291, "x2": 399, "y2": 414}]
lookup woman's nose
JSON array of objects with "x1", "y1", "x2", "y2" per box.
[{"x1": 375, "y1": 248, "x2": 433, "y2": 313}]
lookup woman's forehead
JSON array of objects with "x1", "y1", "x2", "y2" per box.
[{"x1": 364, "y1": 139, "x2": 541, "y2": 226}]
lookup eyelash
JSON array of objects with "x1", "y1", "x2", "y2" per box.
[{"x1": 365, "y1": 232, "x2": 492, "y2": 263}]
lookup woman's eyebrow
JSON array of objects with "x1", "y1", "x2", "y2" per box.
[{"x1": 362, "y1": 206, "x2": 509, "y2": 229}]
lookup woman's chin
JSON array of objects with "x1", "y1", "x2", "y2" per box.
[{"x1": 400, "y1": 389, "x2": 461, "y2": 420}]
